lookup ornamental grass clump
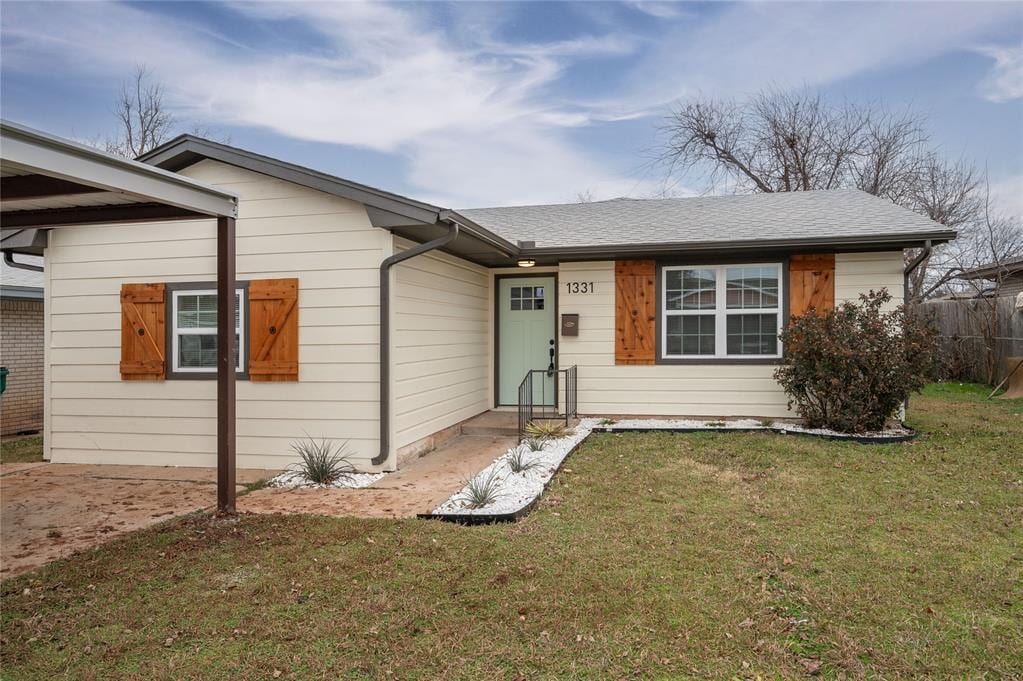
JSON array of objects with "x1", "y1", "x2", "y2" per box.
[
  {"x1": 288, "y1": 436, "x2": 355, "y2": 485},
  {"x1": 521, "y1": 437, "x2": 547, "y2": 452},
  {"x1": 774, "y1": 289, "x2": 938, "y2": 433},
  {"x1": 524, "y1": 420, "x2": 574, "y2": 440},
  {"x1": 506, "y1": 447, "x2": 544, "y2": 474},
  {"x1": 457, "y1": 468, "x2": 504, "y2": 509}
]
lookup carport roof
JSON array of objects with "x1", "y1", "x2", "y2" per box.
[{"x1": 1, "y1": 120, "x2": 238, "y2": 255}]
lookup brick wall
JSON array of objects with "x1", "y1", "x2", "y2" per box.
[{"x1": 1, "y1": 297, "x2": 44, "y2": 435}]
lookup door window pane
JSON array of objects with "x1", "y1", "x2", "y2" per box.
[{"x1": 510, "y1": 283, "x2": 545, "y2": 311}]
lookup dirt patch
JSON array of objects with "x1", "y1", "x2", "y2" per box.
[{"x1": 0, "y1": 463, "x2": 276, "y2": 579}]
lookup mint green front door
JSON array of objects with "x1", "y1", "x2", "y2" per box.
[{"x1": 497, "y1": 276, "x2": 556, "y2": 406}]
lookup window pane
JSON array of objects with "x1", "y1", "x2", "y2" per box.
[
  {"x1": 726, "y1": 313, "x2": 778, "y2": 355},
  {"x1": 179, "y1": 334, "x2": 217, "y2": 368},
  {"x1": 177, "y1": 333, "x2": 242, "y2": 369},
  {"x1": 511, "y1": 299, "x2": 521, "y2": 310},
  {"x1": 681, "y1": 268, "x2": 716, "y2": 309},
  {"x1": 727, "y1": 267, "x2": 779, "y2": 310},
  {"x1": 534, "y1": 287, "x2": 544, "y2": 298},
  {"x1": 176, "y1": 293, "x2": 241, "y2": 329},
  {"x1": 511, "y1": 287, "x2": 521, "y2": 299},
  {"x1": 535, "y1": 298, "x2": 544, "y2": 310},
  {"x1": 664, "y1": 271, "x2": 682, "y2": 311},
  {"x1": 666, "y1": 314, "x2": 715, "y2": 355}
]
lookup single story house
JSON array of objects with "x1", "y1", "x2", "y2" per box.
[
  {"x1": 2, "y1": 135, "x2": 955, "y2": 472},
  {"x1": 1, "y1": 254, "x2": 45, "y2": 435}
]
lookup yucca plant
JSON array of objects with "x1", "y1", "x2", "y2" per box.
[
  {"x1": 521, "y1": 437, "x2": 547, "y2": 452},
  {"x1": 506, "y1": 447, "x2": 543, "y2": 474},
  {"x1": 524, "y1": 420, "x2": 573, "y2": 440},
  {"x1": 456, "y1": 468, "x2": 504, "y2": 509},
  {"x1": 288, "y1": 435, "x2": 354, "y2": 485}
]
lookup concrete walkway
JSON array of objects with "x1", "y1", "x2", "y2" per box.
[
  {"x1": 1, "y1": 463, "x2": 276, "y2": 580},
  {"x1": 239, "y1": 434, "x2": 517, "y2": 519}
]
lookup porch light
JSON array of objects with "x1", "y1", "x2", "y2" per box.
[{"x1": 517, "y1": 259, "x2": 536, "y2": 268}]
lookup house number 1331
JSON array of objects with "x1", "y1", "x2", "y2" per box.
[{"x1": 566, "y1": 282, "x2": 595, "y2": 294}]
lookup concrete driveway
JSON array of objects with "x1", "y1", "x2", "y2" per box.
[{"x1": 1, "y1": 463, "x2": 276, "y2": 580}]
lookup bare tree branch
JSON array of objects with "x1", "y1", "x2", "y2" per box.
[{"x1": 105, "y1": 65, "x2": 176, "y2": 159}]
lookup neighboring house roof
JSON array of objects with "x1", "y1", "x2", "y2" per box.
[
  {"x1": 458, "y1": 190, "x2": 956, "y2": 254},
  {"x1": 1, "y1": 254, "x2": 43, "y2": 300},
  {"x1": 958, "y1": 255, "x2": 1023, "y2": 281}
]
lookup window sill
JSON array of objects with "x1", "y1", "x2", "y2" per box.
[{"x1": 166, "y1": 372, "x2": 249, "y2": 381}]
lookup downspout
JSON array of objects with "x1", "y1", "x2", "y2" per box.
[
  {"x1": 903, "y1": 239, "x2": 932, "y2": 303},
  {"x1": 902, "y1": 239, "x2": 932, "y2": 419},
  {"x1": 372, "y1": 221, "x2": 461, "y2": 466},
  {"x1": 3, "y1": 251, "x2": 44, "y2": 272}
]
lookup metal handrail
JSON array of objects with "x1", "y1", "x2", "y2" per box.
[{"x1": 517, "y1": 365, "x2": 577, "y2": 439}]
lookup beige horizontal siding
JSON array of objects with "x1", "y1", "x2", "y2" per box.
[
  {"x1": 558, "y1": 254, "x2": 906, "y2": 418},
  {"x1": 835, "y1": 251, "x2": 904, "y2": 307},
  {"x1": 46, "y1": 159, "x2": 391, "y2": 471},
  {"x1": 391, "y1": 236, "x2": 489, "y2": 449}
]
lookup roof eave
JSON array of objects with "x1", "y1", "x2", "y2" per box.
[{"x1": 518, "y1": 230, "x2": 957, "y2": 262}]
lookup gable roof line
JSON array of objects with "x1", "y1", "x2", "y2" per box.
[
  {"x1": 140, "y1": 134, "x2": 442, "y2": 223},
  {"x1": 139, "y1": 135, "x2": 519, "y2": 256}
]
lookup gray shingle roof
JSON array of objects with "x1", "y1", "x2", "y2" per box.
[{"x1": 457, "y1": 189, "x2": 952, "y2": 250}]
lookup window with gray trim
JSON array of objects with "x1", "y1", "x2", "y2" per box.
[
  {"x1": 170, "y1": 288, "x2": 245, "y2": 375},
  {"x1": 662, "y1": 264, "x2": 782, "y2": 358}
]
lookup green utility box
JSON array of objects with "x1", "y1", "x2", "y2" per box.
[{"x1": 0, "y1": 367, "x2": 8, "y2": 395}]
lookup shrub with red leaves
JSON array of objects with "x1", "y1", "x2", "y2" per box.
[{"x1": 774, "y1": 289, "x2": 938, "y2": 433}]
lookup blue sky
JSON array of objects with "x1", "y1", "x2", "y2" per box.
[{"x1": 2, "y1": 1, "x2": 1021, "y2": 214}]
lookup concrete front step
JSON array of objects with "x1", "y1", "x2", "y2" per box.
[{"x1": 461, "y1": 411, "x2": 519, "y2": 437}]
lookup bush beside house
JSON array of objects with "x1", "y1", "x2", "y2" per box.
[{"x1": 775, "y1": 290, "x2": 938, "y2": 433}]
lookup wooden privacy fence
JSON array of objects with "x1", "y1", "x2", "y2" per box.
[{"x1": 920, "y1": 296, "x2": 1023, "y2": 385}]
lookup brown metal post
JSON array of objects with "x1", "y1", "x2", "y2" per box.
[{"x1": 217, "y1": 215, "x2": 237, "y2": 513}]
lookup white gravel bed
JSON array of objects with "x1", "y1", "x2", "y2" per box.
[
  {"x1": 267, "y1": 470, "x2": 385, "y2": 490},
  {"x1": 432, "y1": 419, "x2": 600, "y2": 516},
  {"x1": 598, "y1": 417, "x2": 912, "y2": 439}
]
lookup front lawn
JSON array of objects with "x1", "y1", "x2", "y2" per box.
[{"x1": 2, "y1": 384, "x2": 1020, "y2": 678}]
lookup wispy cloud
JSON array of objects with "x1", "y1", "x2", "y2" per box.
[
  {"x1": 591, "y1": 2, "x2": 1023, "y2": 119},
  {"x1": 1, "y1": 1, "x2": 1019, "y2": 207},
  {"x1": 976, "y1": 44, "x2": 1023, "y2": 103}
]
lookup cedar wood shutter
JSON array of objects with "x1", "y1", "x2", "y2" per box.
[
  {"x1": 120, "y1": 283, "x2": 166, "y2": 380},
  {"x1": 789, "y1": 254, "x2": 835, "y2": 317},
  {"x1": 615, "y1": 260, "x2": 656, "y2": 365},
  {"x1": 248, "y1": 278, "x2": 299, "y2": 382}
]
